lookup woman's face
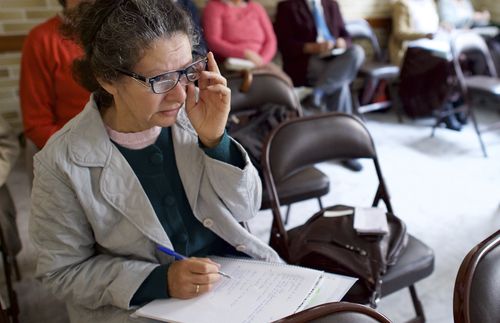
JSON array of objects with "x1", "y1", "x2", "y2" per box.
[
  {"x1": 104, "y1": 34, "x2": 193, "y2": 132},
  {"x1": 66, "y1": 0, "x2": 84, "y2": 10}
]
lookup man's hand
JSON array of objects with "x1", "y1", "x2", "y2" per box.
[{"x1": 303, "y1": 41, "x2": 334, "y2": 55}]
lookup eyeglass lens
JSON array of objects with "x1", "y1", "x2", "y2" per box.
[{"x1": 152, "y1": 58, "x2": 207, "y2": 93}]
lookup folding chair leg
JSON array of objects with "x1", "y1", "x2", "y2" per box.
[
  {"x1": 405, "y1": 285, "x2": 426, "y2": 323},
  {"x1": 430, "y1": 120, "x2": 439, "y2": 138},
  {"x1": 388, "y1": 80, "x2": 404, "y2": 123},
  {"x1": 351, "y1": 89, "x2": 366, "y2": 121},
  {"x1": 317, "y1": 197, "x2": 323, "y2": 210},
  {"x1": 284, "y1": 205, "x2": 291, "y2": 225},
  {"x1": 469, "y1": 109, "x2": 488, "y2": 157}
]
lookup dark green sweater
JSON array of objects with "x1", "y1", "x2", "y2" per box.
[{"x1": 113, "y1": 128, "x2": 245, "y2": 305}]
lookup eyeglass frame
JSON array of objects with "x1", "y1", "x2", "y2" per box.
[{"x1": 114, "y1": 57, "x2": 208, "y2": 94}]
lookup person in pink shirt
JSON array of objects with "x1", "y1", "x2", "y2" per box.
[{"x1": 203, "y1": 0, "x2": 291, "y2": 85}]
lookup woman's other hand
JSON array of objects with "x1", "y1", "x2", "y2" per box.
[
  {"x1": 244, "y1": 50, "x2": 264, "y2": 67},
  {"x1": 167, "y1": 257, "x2": 222, "y2": 299},
  {"x1": 186, "y1": 52, "x2": 231, "y2": 148}
]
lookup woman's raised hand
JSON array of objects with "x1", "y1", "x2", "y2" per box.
[
  {"x1": 185, "y1": 52, "x2": 231, "y2": 148},
  {"x1": 167, "y1": 257, "x2": 222, "y2": 299}
]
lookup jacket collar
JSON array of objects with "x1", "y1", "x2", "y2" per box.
[
  {"x1": 67, "y1": 95, "x2": 193, "y2": 167},
  {"x1": 66, "y1": 96, "x2": 197, "y2": 246}
]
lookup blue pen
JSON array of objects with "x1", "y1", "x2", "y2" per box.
[{"x1": 157, "y1": 245, "x2": 232, "y2": 279}]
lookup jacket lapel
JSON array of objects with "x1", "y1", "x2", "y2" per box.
[
  {"x1": 68, "y1": 99, "x2": 171, "y2": 246},
  {"x1": 171, "y1": 109, "x2": 202, "y2": 212},
  {"x1": 297, "y1": 0, "x2": 316, "y2": 34}
]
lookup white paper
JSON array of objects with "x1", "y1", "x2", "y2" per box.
[
  {"x1": 134, "y1": 257, "x2": 325, "y2": 323},
  {"x1": 323, "y1": 209, "x2": 354, "y2": 217},
  {"x1": 407, "y1": 30, "x2": 452, "y2": 60},
  {"x1": 319, "y1": 47, "x2": 346, "y2": 58},
  {"x1": 224, "y1": 57, "x2": 256, "y2": 71},
  {"x1": 353, "y1": 207, "x2": 389, "y2": 234},
  {"x1": 303, "y1": 272, "x2": 357, "y2": 309}
]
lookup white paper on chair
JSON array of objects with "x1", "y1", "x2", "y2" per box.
[
  {"x1": 408, "y1": 30, "x2": 452, "y2": 60},
  {"x1": 224, "y1": 57, "x2": 256, "y2": 71},
  {"x1": 319, "y1": 47, "x2": 346, "y2": 58},
  {"x1": 353, "y1": 207, "x2": 389, "y2": 235},
  {"x1": 134, "y1": 256, "x2": 352, "y2": 323}
]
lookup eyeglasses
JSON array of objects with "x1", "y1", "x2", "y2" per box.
[{"x1": 115, "y1": 57, "x2": 208, "y2": 94}]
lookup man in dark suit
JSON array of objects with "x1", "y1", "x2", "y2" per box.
[{"x1": 275, "y1": 0, "x2": 364, "y2": 114}]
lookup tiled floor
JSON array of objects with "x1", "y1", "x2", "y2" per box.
[{"x1": 7, "y1": 108, "x2": 500, "y2": 323}]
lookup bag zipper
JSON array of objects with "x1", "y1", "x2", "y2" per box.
[{"x1": 307, "y1": 238, "x2": 368, "y2": 256}]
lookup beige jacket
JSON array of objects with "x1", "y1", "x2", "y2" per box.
[
  {"x1": 30, "y1": 97, "x2": 280, "y2": 323},
  {"x1": 0, "y1": 116, "x2": 19, "y2": 187},
  {"x1": 389, "y1": 0, "x2": 438, "y2": 66}
]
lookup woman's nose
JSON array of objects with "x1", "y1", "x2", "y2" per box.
[{"x1": 167, "y1": 80, "x2": 187, "y2": 101}]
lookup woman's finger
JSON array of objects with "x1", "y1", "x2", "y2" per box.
[
  {"x1": 190, "y1": 281, "x2": 216, "y2": 296},
  {"x1": 199, "y1": 85, "x2": 231, "y2": 104},
  {"x1": 206, "y1": 51, "x2": 221, "y2": 74},
  {"x1": 185, "y1": 83, "x2": 197, "y2": 113},
  {"x1": 198, "y1": 71, "x2": 227, "y2": 89}
]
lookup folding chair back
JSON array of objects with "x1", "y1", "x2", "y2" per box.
[
  {"x1": 454, "y1": 230, "x2": 500, "y2": 323},
  {"x1": 273, "y1": 302, "x2": 391, "y2": 323}
]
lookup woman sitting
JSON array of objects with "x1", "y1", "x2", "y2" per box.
[
  {"x1": 29, "y1": 1, "x2": 280, "y2": 322},
  {"x1": 438, "y1": 0, "x2": 490, "y2": 29},
  {"x1": 202, "y1": 0, "x2": 292, "y2": 85}
]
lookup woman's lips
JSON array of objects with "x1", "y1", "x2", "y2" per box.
[{"x1": 159, "y1": 106, "x2": 181, "y2": 116}]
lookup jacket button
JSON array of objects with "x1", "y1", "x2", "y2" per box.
[
  {"x1": 164, "y1": 195, "x2": 175, "y2": 206},
  {"x1": 203, "y1": 218, "x2": 214, "y2": 228},
  {"x1": 236, "y1": 244, "x2": 246, "y2": 252},
  {"x1": 150, "y1": 152, "x2": 163, "y2": 165}
]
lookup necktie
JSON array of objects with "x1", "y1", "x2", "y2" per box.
[{"x1": 311, "y1": 0, "x2": 335, "y2": 42}]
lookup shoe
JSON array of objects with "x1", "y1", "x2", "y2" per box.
[
  {"x1": 301, "y1": 94, "x2": 324, "y2": 113},
  {"x1": 312, "y1": 89, "x2": 324, "y2": 108},
  {"x1": 455, "y1": 111, "x2": 468, "y2": 125},
  {"x1": 443, "y1": 114, "x2": 462, "y2": 131},
  {"x1": 340, "y1": 159, "x2": 363, "y2": 172},
  {"x1": 450, "y1": 98, "x2": 468, "y2": 124}
]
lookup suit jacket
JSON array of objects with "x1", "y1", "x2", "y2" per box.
[
  {"x1": 274, "y1": 0, "x2": 351, "y2": 86},
  {"x1": 30, "y1": 96, "x2": 280, "y2": 323}
]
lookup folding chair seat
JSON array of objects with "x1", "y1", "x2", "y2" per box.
[
  {"x1": 262, "y1": 113, "x2": 434, "y2": 322},
  {"x1": 226, "y1": 72, "x2": 329, "y2": 222},
  {"x1": 273, "y1": 301, "x2": 391, "y2": 323},
  {"x1": 345, "y1": 19, "x2": 401, "y2": 119},
  {"x1": 432, "y1": 31, "x2": 500, "y2": 157},
  {"x1": 453, "y1": 230, "x2": 500, "y2": 323}
]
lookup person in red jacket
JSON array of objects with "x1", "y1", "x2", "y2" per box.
[{"x1": 19, "y1": 0, "x2": 89, "y2": 149}]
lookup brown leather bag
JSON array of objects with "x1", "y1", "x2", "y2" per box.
[{"x1": 285, "y1": 205, "x2": 408, "y2": 306}]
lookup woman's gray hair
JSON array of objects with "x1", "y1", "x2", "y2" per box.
[{"x1": 62, "y1": 0, "x2": 197, "y2": 108}]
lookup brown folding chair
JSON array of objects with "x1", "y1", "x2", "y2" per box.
[
  {"x1": 262, "y1": 113, "x2": 434, "y2": 322},
  {"x1": 345, "y1": 19, "x2": 401, "y2": 120},
  {"x1": 273, "y1": 301, "x2": 392, "y2": 323},
  {"x1": 433, "y1": 31, "x2": 500, "y2": 157},
  {"x1": 0, "y1": 187, "x2": 20, "y2": 323},
  {"x1": 227, "y1": 72, "x2": 329, "y2": 223},
  {"x1": 453, "y1": 230, "x2": 500, "y2": 323}
]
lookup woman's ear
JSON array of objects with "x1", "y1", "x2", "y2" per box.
[{"x1": 97, "y1": 77, "x2": 117, "y2": 96}]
